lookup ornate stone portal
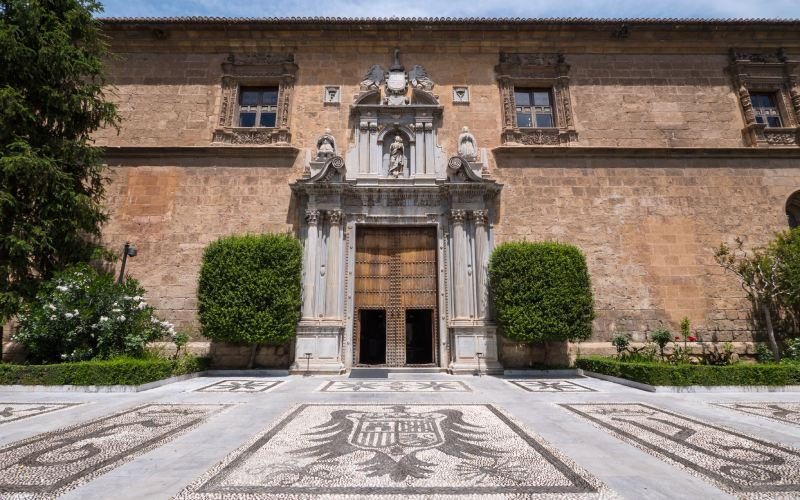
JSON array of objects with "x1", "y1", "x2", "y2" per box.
[{"x1": 290, "y1": 50, "x2": 502, "y2": 374}]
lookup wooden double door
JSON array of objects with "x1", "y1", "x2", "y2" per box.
[{"x1": 354, "y1": 227, "x2": 438, "y2": 366}]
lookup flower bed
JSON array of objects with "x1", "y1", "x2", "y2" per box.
[
  {"x1": 575, "y1": 356, "x2": 800, "y2": 387},
  {"x1": 0, "y1": 356, "x2": 209, "y2": 386}
]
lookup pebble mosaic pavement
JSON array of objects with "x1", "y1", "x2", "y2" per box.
[
  {"x1": 562, "y1": 403, "x2": 800, "y2": 499},
  {"x1": 712, "y1": 402, "x2": 800, "y2": 426},
  {"x1": 507, "y1": 380, "x2": 597, "y2": 393},
  {"x1": 195, "y1": 380, "x2": 284, "y2": 393},
  {"x1": 318, "y1": 380, "x2": 472, "y2": 392},
  {"x1": 0, "y1": 402, "x2": 81, "y2": 424},
  {"x1": 1, "y1": 374, "x2": 800, "y2": 499}
]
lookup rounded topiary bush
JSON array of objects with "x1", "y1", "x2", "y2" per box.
[
  {"x1": 198, "y1": 234, "x2": 302, "y2": 356},
  {"x1": 488, "y1": 241, "x2": 595, "y2": 343}
]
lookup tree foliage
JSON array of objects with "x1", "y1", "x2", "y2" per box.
[
  {"x1": 0, "y1": 0, "x2": 119, "y2": 322},
  {"x1": 198, "y1": 234, "x2": 302, "y2": 367},
  {"x1": 488, "y1": 241, "x2": 595, "y2": 344}
]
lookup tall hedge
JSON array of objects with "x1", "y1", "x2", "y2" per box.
[
  {"x1": 198, "y1": 234, "x2": 302, "y2": 348},
  {"x1": 489, "y1": 241, "x2": 595, "y2": 343}
]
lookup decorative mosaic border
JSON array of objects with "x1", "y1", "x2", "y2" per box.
[
  {"x1": 0, "y1": 402, "x2": 83, "y2": 425},
  {"x1": 506, "y1": 379, "x2": 597, "y2": 393},
  {"x1": 175, "y1": 403, "x2": 616, "y2": 499},
  {"x1": 317, "y1": 380, "x2": 472, "y2": 393}
]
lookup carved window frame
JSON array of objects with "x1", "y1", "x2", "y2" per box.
[
  {"x1": 495, "y1": 53, "x2": 577, "y2": 146},
  {"x1": 213, "y1": 53, "x2": 298, "y2": 145},
  {"x1": 728, "y1": 48, "x2": 800, "y2": 147}
]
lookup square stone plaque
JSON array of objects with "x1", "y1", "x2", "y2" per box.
[{"x1": 176, "y1": 404, "x2": 614, "y2": 499}]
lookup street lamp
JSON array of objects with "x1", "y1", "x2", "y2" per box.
[{"x1": 117, "y1": 242, "x2": 138, "y2": 284}]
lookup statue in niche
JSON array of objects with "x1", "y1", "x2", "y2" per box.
[
  {"x1": 409, "y1": 64, "x2": 434, "y2": 91},
  {"x1": 360, "y1": 64, "x2": 386, "y2": 91},
  {"x1": 316, "y1": 128, "x2": 336, "y2": 160},
  {"x1": 458, "y1": 126, "x2": 477, "y2": 160},
  {"x1": 388, "y1": 135, "x2": 406, "y2": 178}
]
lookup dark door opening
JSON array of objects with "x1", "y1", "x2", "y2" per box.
[
  {"x1": 405, "y1": 309, "x2": 433, "y2": 365},
  {"x1": 359, "y1": 309, "x2": 386, "y2": 365}
]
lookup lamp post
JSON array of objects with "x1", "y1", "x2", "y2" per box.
[{"x1": 117, "y1": 242, "x2": 138, "y2": 284}]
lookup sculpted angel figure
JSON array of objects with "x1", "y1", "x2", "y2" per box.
[
  {"x1": 388, "y1": 135, "x2": 405, "y2": 178},
  {"x1": 457, "y1": 126, "x2": 477, "y2": 160},
  {"x1": 360, "y1": 64, "x2": 386, "y2": 90},
  {"x1": 316, "y1": 128, "x2": 336, "y2": 159}
]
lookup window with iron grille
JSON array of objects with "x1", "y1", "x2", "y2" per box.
[
  {"x1": 514, "y1": 88, "x2": 555, "y2": 128},
  {"x1": 238, "y1": 86, "x2": 279, "y2": 128},
  {"x1": 750, "y1": 93, "x2": 783, "y2": 128}
]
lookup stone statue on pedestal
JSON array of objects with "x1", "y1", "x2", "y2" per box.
[
  {"x1": 458, "y1": 126, "x2": 477, "y2": 160},
  {"x1": 316, "y1": 129, "x2": 336, "y2": 160},
  {"x1": 389, "y1": 136, "x2": 405, "y2": 178}
]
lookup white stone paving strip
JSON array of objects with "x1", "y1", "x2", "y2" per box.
[
  {"x1": 506, "y1": 380, "x2": 597, "y2": 393},
  {"x1": 561, "y1": 403, "x2": 800, "y2": 499},
  {"x1": 0, "y1": 403, "x2": 231, "y2": 499},
  {"x1": 317, "y1": 380, "x2": 472, "y2": 392},
  {"x1": 711, "y1": 402, "x2": 800, "y2": 427},
  {"x1": 0, "y1": 402, "x2": 82, "y2": 424},
  {"x1": 175, "y1": 403, "x2": 617, "y2": 499},
  {"x1": 194, "y1": 379, "x2": 284, "y2": 393}
]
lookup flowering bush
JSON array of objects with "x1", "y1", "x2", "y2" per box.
[{"x1": 14, "y1": 265, "x2": 174, "y2": 363}]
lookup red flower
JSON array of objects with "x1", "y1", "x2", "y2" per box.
[
  {"x1": 674, "y1": 336, "x2": 680, "y2": 340},
  {"x1": 688, "y1": 336, "x2": 697, "y2": 342}
]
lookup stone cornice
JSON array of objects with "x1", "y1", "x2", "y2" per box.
[
  {"x1": 101, "y1": 145, "x2": 299, "y2": 160},
  {"x1": 492, "y1": 146, "x2": 800, "y2": 161}
]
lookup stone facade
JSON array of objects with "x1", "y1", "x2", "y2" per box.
[{"x1": 5, "y1": 18, "x2": 800, "y2": 369}]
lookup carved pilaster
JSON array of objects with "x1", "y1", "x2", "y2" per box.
[
  {"x1": 327, "y1": 209, "x2": 343, "y2": 225},
  {"x1": 738, "y1": 85, "x2": 756, "y2": 125},
  {"x1": 325, "y1": 209, "x2": 343, "y2": 319},
  {"x1": 305, "y1": 209, "x2": 320, "y2": 225},
  {"x1": 219, "y1": 76, "x2": 237, "y2": 128},
  {"x1": 302, "y1": 209, "x2": 321, "y2": 319},
  {"x1": 790, "y1": 79, "x2": 800, "y2": 122},
  {"x1": 498, "y1": 77, "x2": 516, "y2": 130},
  {"x1": 449, "y1": 209, "x2": 468, "y2": 319},
  {"x1": 472, "y1": 209, "x2": 489, "y2": 320}
]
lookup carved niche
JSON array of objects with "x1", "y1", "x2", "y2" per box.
[
  {"x1": 213, "y1": 53, "x2": 298, "y2": 145},
  {"x1": 495, "y1": 52, "x2": 577, "y2": 146},
  {"x1": 728, "y1": 48, "x2": 800, "y2": 147}
]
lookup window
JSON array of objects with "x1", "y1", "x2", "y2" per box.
[
  {"x1": 788, "y1": 191, "x2": 800, "y2": 229},
  {"x1": 514, "y1": 88, "x2": 555, "y2": 128},
  {"x1": 238, "y1": 86, "x2": 278, "y2": 128},
  {"x1": 750, "y1": 93, "x2": 782, "y2": 128}
]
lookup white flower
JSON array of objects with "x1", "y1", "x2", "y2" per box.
[
  {"x1": 137, "y1": 302, "x2": 147, "y2": 310},
  {"x1": 99, "y1": 316, "x2": 109, "y2": 322},
  {"x1": 117, "y1": 315, "x2": 126, "y2": 322},
  {"x1": 112, "y1": 308, "x2": 121, "y2": 313},
  {"x1": 56, "y1": 285, "x2": 69, "y2": 292},
  {"x1": 132, "y1": 296, "x2": 142, "y2": 301},
  {"x1": 50, "y1": 315, "x2": 56, "y2": 320},
  {"x1": 64, "y1": 312, "x2": 74, "y2": 319},
  {"x1": 46, "y1": 303, "x2": 56, "y2": 311},
  {"x1": 60, "y1": 354, "x2": 68, "y2": 360}
]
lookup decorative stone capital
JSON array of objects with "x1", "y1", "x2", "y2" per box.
[
  {"x1": 327, "y1": 209, "x2": 343, "y2": 225},
  {"x1": 473, "y1": 209, "x2": 488, "y2": 226},
  {"x1": 449, "y1": 209, "x2": 466, "y2": 225},
  {"x1": 305, "y1": 209, "x2": 320, "y2": 225}
]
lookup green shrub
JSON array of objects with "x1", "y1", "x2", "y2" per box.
[
  {"x1": 611, "y1": 333, "x2": 630, "y2": 356},
  {"x1": 489, "y1": 241, "x2": 594, "y2": 343},
  {"x1": 576, "y1": 356, "x2": 800, "y2": 386},
  {"x1": 773, "y1": 227, "x2": 800, "y2": 321},
  {"x1": 14, "y1": 265, "x2": 173, "y2": 363},
  {"x1": 0, "y1": 355, "x2": 209, "y2": 386},
  {"x1": 650, "y1": 329, "x2": 672, "y2": 360},
  {"x1": 198, "y1": 234, "x2": 302, "y2": 349}
]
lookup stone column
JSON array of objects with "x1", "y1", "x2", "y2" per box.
[
  {"x1": 325, "y1": 209, "x2": 343, "y2": 318},
  {"x1": 473, "y1": 209, "x2": 489, "y2": 320},
  {"x1": 450, "y1": 209, "x2": 469, "y2": 319},
  {"x1": 302, "y1": 209, "x2": 320, "y2": 319}
]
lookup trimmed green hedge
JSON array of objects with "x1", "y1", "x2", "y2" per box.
[
  {"x1": 0, "y1": 356, "x2": 209, "y2": 386},
  {"x1": 198, "y1": 234, "x2": 302, "y2": 346},
  {"x1": 489, "y1": 241, "x2": 594, "y2": 343},
  {"x1": 576, "y1": 356, "x2": 800, "y2": 386}
]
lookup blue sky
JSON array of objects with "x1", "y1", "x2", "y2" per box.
[{"x1": 99, "y1": 0, "x2": 800, "y2": 19}]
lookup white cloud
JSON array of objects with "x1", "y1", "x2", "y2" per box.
[{"x1": 101, "y1": 0, "x2": 800, "y2": 18}]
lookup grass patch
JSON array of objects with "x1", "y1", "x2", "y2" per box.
[
  {"x1": 0, "y1": 356, "x2": 210, "y2": 386},
  {"x1": 576, "y1": 356, "x2": 800, "y2": 386}
]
